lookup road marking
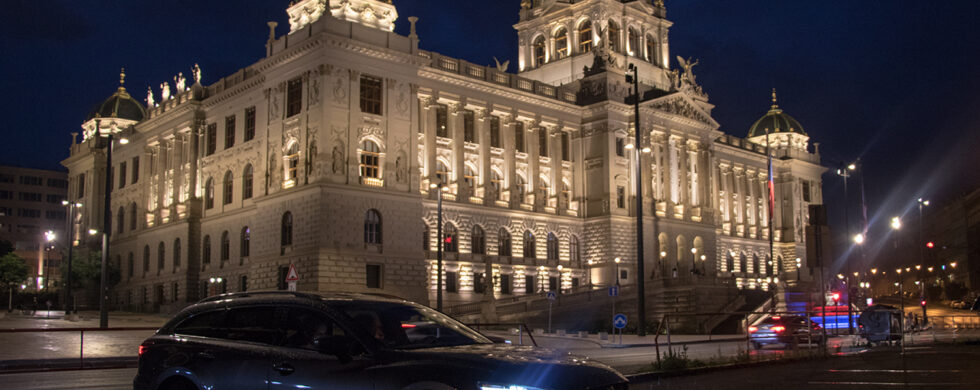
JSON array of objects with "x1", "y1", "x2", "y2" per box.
[
  {"x1": 809, "y1": 382, "x2": 967, "y2": 386},
  {"x1": 827, "y1": 369, "x2": 962, "y2": 373}
]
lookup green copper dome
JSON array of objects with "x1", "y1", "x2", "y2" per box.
[
  {"x1": 747, "y1": 90, "x2": 805, "y2": 138},
  {"x1": 86, "y1": 69, "x2": 146, "y2": 122}
]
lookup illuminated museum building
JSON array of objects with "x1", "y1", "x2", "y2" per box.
[{"x1": 62, "y1": 0, "x2": 825, "y2": 314}]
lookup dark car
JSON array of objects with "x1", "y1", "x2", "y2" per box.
[
  {"x1": 748, "y1": 315, "x2": 823, "y2": 349},
  {"x1": 134, "y1": 291, "x2": 627, "y2": 390}
]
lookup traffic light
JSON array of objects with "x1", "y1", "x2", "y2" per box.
[
  {"x1": 926, "y1": 241, "x2": 934, "y2": 249},
  {"x1": 832, "y1": 292, "x2": 841, "y2": 304},
  {"x1": 921, "y1": 299, "x2": 927, "y2": 307}
]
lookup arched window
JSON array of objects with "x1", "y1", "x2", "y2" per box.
[
  {"x1": 607, "y1": 21, "x2": 620, "y2": 53},
  {"x1": 359, "y1": 140, "x2": 381, "y2": 179},
  {"x1": 538, "y1": 174, "x2": 550, "y2": 198},
  {"x1": 561, "y1": 181, "x2": 571, "y2": 207},
  {"x1": 570, "y1": 235, "x2": 580, "y2": 263},
  {"x1": 546, "y1": 232, "x2": 558, "y2": 260},
  {"x1": 739, "y1": 253, "x2": 747, "y2": 273},
  {"x1": 472, "y1": 225, "x2": 485, "y2": 255},
  {"x1": 241, "y1": 227, "x2": 250, "y2": 258},
  {"x1": 242, "y1": 164, "x2": 253, "y2": 200},
  {"x1": 173, "y1": 238, "x2": 181, "y2": 269},
  {"x1": 143, "y1": 245, "x2": 150, "y2": 273},
  {"x1": 116, "y1": 206, "x2": 124, "y2": 234},
  {"x1": 286, "y1": 142, "x2": 300, "y2": 182},
  {"x1": 498, "y1": 229, "x2": 512, "y2": 256},
  {"x1": 646, "y1": 34, "x2": 658, "y2": 64},
  {"x1": 281, "y1": 212, "x2": 293, "y2": 246},
  {"x1": 221, "y1": 231, "x2": 230, "y2": 261},
  {"x1": 157, "y1": 242, "x2": 165, "y2": 271},
  {"x1": 204, "y1": 178, "x2": 214, "y2": 209},
  {"x1": 628, "y1": 27, "x2": 640, "y2": 56},
  {"x1": 202, "y1": 235, "x2": 211, "y2": 264},
  {"x1": 533, "y1": 35, "x2": 546, "y2": 67},
  {"x1": 555, "y1": 28, "x2": 568, "y2": 59},
  {"x1": 766, "y1": 255, "x2": 773, "y2": 276},
  {"x1": 463, "y1": 165, "x2": 477, "y2": 189},
  {"x1": 364, "y1": 209, "x2": 382, "y2": 244},
  {"x1": 223, "y1": 170, "x2": 233, "y2": 205},
  {"x1": 129, "y1": 202, "x2": 137, "y2": 231},
  {"x1": 491, "y1": 170, "x2": 503, "y2": 200},
  {"x1": 753, "y1": 254, "x2": 761, "y2": 275},
  {"x1": 726, "y1": 252, "x2": 735, "y2": 273},
  {"x1": 127, "y1": 252, "x2": 134, "y2": 278},
  {"x1": 435, "y1": 161, "x2": 450, "y2": 185},
  {"x1": 578, "y1": 20, "x2": 593, "y2": 52},
  {"x1": 523, "y1": 231, "x2": 536, "y2": 259},
  {"x1": 444, "y1": 223, "x2": 458, "y2": 253}
]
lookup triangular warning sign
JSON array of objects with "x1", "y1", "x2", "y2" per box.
[{"x1": 285, "y1": 264, "x2": 299, "y2": 282}]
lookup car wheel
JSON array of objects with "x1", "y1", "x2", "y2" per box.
[
  {"x1": 402, "y1": 381, "x2": 457, "y2": 390},
  {"x1": 159, "y1": 377, "x2": 197, "y2": 390}
]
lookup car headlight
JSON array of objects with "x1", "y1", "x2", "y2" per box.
[{"x1": 479, "y1": 384, "x2": 548, "y2": 390}]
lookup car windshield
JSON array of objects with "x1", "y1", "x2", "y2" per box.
[{"x1": 328, "y1": 300, "x2": 492, "y2": 350}]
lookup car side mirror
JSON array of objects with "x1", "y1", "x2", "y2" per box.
[{"x1": 316, "y1": 335, "x2": 356, "y2": 364}]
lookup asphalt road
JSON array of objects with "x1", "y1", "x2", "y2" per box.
[
  {"x1": 0, "y1": 367, "x2": 136, "y2": 389},
  {"x1": 629, "y1": 343, "x2": 980, "y2": 389}
]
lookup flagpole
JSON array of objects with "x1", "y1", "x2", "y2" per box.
[{"x1": 765, "y1": 97, "x2": 776, "y2": 313}]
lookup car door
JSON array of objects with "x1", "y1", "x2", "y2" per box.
[
  {"x1": 172, "y1": 307, "x2": 271, "y2": 390},
  {"x1": 266, "y1": 308, "x2": 375, "y2": 390}
]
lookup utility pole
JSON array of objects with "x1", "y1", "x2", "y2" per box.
[{"x1": 626, "y1": 63, "x2": 646, "y2": 337}]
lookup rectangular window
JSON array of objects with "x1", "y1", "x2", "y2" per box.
[
  {"x1": 0, "y1": 190, "x2": 11, "y2": 199},
  {"x1": 244, "y1": 107, "x2": 256, "y2": 142},
  {"x1": 572, "y1": 277, "x2": 580, "y2": 288},
  {"x1": 617, "y1": 186, "x2": 625, "y2": 208},
  {"x1": 0, "y1": 207, "x2": 10, "y2": 216},
  {"x1": 620, "y1": 269, "x2": 629, "y2": 280},
  {"x1": 490, "y1": 116, "x2": 501, "y2": 147},
  {"x1": 446, "y1": 271, "x2": 458, "y2": 293},
  {"x1": 515, "y1": 122, "x2": 525, "y2": 153},
  {"x1": 46, "y1": 194, "x2": 62, "y2": 204},
  {"x1": 500, "y1": 274, "x2": 512, "y2": 294},
  {"x1": 277, "y1": 266, "x2": 288, "y2": 290},
  {"x1": 474, "y1": 272, "x2": 485, "y2": 294},
  {"x1": 45, "y1": 210, "x2": 65, "y2": 220},
  {"x1": 119, "y1": 161, "x2": 127, "y2": 189},
  {"x1": 18, "y1": 208, "x2": 41, "y2": 218},
  {"x1": 525, "y1": 275, "x2": 535, "y2": 294},
  {"x1": 225, "y1": 115, "x2": 236, "y2": 149},
  {"x1": 206, "y1": 123, "x2": 217, "y2": 156},
  {"x1": 463, "y1": 110, "x2": 475, "y2": 143},
  {"x1": 359, "y1": 75, "x2": 383, "y2": 115},
  {"x1": 548, "y1": 276, "x2": 558, "y2": 292},
  {"x1": 538, "y1": 128, "x2": 548, "y2": 157},
  {"x1": 0, "y1": 174, "x2": 13, "y2": 183},
  {"x1": 286, "y1": 78, "x2": 303, "y2": 117},
  {"x1": 77, "y1": 173, "x2": 85, "y2": 199},
  {"x1": 435, "y1": 104, "x2": 448, "y2": 138},
  {"x1": 18, "y1": 192, "x2": 42, "y2": 202},
  {"x1": 46, "y1": 178, "x2": 68, "y2": 188},
  {"x1": 366, "y1": 264, "x2": 382, "y2": 288},
  {"x1": 19, "y1": 176, "x2": 42, "y2": 186},
  {"x1": 615, "y1": 137, "x2": 625, "y2": 157},
  {"x1": 561, "y1": 132, "x2": 570, "y2": 161},
  {"x1": 131, "y1": 157, "x2": 139, "y2": 184}
]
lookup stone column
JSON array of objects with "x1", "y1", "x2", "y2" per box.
[
  {"x1": 478, "y1": 109, "x2": 491, "y2": 202},
  {"x1": 450, "y1": 102, "x2": 465, "y2": 197},
  {"x1": 420, "y1": 96, "x2": 436, "y2": 186}
]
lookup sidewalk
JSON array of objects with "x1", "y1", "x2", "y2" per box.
[{"x1": 0, "y1": 310, "x2": 168, "y2": 372}]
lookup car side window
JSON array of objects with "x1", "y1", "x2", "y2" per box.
[
  {"x1": 223, "y1": 306, "x2": 283, "y2": 345},
  {"x1": 281, "y1": 308, "x2": 347, "y2": 351},
  {"x1": 174, "y1": 310, "x2": 227, "y2": 338}
]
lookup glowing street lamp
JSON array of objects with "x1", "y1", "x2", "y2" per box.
[{"x1": 853, "y1": 233, "x2": 865, "y2": 244}]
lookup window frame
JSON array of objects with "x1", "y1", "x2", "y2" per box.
[{"x1": 359, "y1": 75, "x2": 383, "y2": 115}]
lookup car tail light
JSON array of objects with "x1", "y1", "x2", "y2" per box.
[
  {"x1": 138, "y1": 344, "x2": 148, "y2": 356},
  {"x1": 401, "y1": 323, "x2": 416, "y2": 328},
  {"x1": 772, "y1": 326, "x2": 786, "y2": 333},
  {"x1": 771, "y1": 316, "x2": 781, "y2": 320},
  {"x1": 748, "y1": 326, "x2": 758, "y2": 333}
]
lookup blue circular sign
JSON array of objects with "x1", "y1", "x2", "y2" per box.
[{"x1": 613, "y1": 313, "x2": 628, "y2": 329}]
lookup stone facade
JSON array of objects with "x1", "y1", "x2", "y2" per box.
[{"x1": 61, "y1": 0, "x2": 825, "y2": 314}]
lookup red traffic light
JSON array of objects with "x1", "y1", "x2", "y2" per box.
[
  {"x1": 832, "y1": 292, "x2": 841, "y2": 301},
  {"x1": 921, "y1": 300, "x2": 927, "y2": 306},
  {"x1": 444, "y1": 236, "x2": 453, "y2": 243},
  {"x1": 926, "y1": 242, "x2": 934, "y2": 249}
]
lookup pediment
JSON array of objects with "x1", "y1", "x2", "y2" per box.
[{"x1": 646, "y1": 92, "x2": 719, "y2": 128}]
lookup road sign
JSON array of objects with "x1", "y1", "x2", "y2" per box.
[
  {"x1": 546, "y1": 291, "x2": 557, "y2": 301},
  {"x1": 285, "y1": 264, "x2": 299, "y2": 282},
  {"x1": 613, "y1": 313, "x2": 627, "y2": 329},
  {"x1": 608, "y1": 285, "x2": 619, "y2": 297}
]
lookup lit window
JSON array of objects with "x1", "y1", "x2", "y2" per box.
[
  {"x1": 579, "y1": 20, "x2": 592, "y2": 52},
  {"x1": 523, "y1": 231, "x2": 536, "y2": 259},
  {"x1": 628, "y1": 28, "x2": 639, "y2": 56},
  {"x1": 555, "y1": 28, "x2": 568, "y2": 59},
  {"x1": 285, "y1": 142, "x2": 300, "y2": 182},
  {"x1": 359, "y1": 75, "x2": 383, "y2": 115},
  {"x1": 463, "y1": 165, "x2": 477, "y2": 189},
  {"x1": 498, "y1": 229, "x2": 512, "y2": 256},
  {"x1": 359, "y1": 140, "x2": 381, "y2": 179},
  {"x1": 533, "y1": 36, "x2": 546, "y2": 66},
  {"x1": 547, "y1": 232, "x2": 558, "y2": 260},
  {"x1": 617, "y1": 186, "x2": 626, "y2": 208},
  {"x1": 444, "y1": 223, "x2": 458, "y2": 253},
  {"x1": 435, "y1": 161, "x2": 450, "y2": 185},
  {"x1": 491, "y1": 170, "x2": 503, "y2": 200}
]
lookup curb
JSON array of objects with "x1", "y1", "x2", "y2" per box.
[
  {"x1": 0, "y1": 356, "x2": 137, "y2": 374},
  {"x1": 599, "y1": 337, "x2": 746, "y2": 349},
  {"x1": 625, "y1": 352, "x2": 829, "y2": 383}
]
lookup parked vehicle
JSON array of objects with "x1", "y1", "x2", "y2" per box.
[
  {"x1": 951, "y1": 300, "x2": 968, "y2": 309},
  {"x1": 748, "y1": 315, "x2": 823, "y2": 349},
  {"x1": 857, "y1": 304, "x2": 903, "y2": 346},
  {"x1": 134, "y1": 291, "x2": 627, "y2": 390}
]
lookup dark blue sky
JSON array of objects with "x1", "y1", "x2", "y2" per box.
[{"x1": 2, "y1": 0, "x2": 978, "y2": 266}]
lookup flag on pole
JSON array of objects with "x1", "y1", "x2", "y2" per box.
[{"x1": 766, "y1": 127, "x2": 775, "y2": 219}]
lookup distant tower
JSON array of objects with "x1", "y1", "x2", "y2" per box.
[
  {"x1": 746, "y1": 89, "x2": 810, "y2": 152},
  {"x1": 514, "y1": 0, "x2": 672, "y2": 89},
  {"x1": 287, "y1": 0, "x2": 398, "y2": 33}
]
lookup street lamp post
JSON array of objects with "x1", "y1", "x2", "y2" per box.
[
  {"x1": 95, "y1": 118, "x2": 128, "y2": 328},
  {"x1": 917, "y1": 198, "x2": 929, "y2": 319},
  {"x1": 431, "y1": 183, "x2": 449, "y2": 311},
  {"x1": 837, "y1": 162, "x2": 856, "y2": 334},
  {"x1": 43, "y1": 231, "x2": 56, "y2": 292},
  {"x1": 626, "y1": 63, "x2": 646, "y2": 337},
  {"x1": 61, "y1": 201, "x2": 81, "y2": 315}
]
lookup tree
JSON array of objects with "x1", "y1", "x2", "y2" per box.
[
  {"x1": 60, "y1": 250, "x2": 120, "y2": 308},
  {"x1": 0, "y1": 253, "x2": 29, "y2": 312},
  {"x1": 0, "y1": 240, "x2": 13, "y2": 257}
]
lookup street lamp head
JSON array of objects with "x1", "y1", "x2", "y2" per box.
[
  {"x1": 614, "y1": 257, "x2": 621, "y2": 263},
  {"x1": 641, "y1": 146, "x2": 651, "y2": 153},
  {"x1": 915, "y1": 265, "x2": 921, "y2": 270},
  {"x1": 660, "y1": 251, "x2": 667, "y2": 258},
  {"x1": 847, "y1": 163, "x2": 857, "y2": 171},
  {"x1": 119, "y1": 137, "x2": 130, "y2": 145},
  {"x1": 624, "y1": 143, "x2": 635, "y2": 150},
  {"x1": 853, "y1": 233, "x2": 865, "y2": 244},
  {"x1": 700, "y1": 255, "x2": 706, "y2": 260},
  {"x1": 891, "y1": 216, "x2": 901, "y2": 230},
  {"x1": 44, "y1": 230, "x2": 56, "y2": 242},
  {"x1": 928, "y1": 267, "x2": 934, "y2": 272},
  {"x1": 587, "y1": 259, "x2": 594, "y2": 266},
  {"x1": 429, "y1": 183, "x2": 438, "y2": 189},
  {"x1": 88, "y1": 228, "x2": 99, "y2": 236},
  {"x1": 896, "y1": 269, "x2": 902, "y2": 274},
  {"x1": 557, "y1": 265, "x2": 563, "y2": 271},
  {"x1": 690, "y1": 248, "x2": 697, "y2": 254},
  {"x1": 871, "y1": 268, "x2": 878, "y2": 274},
  {"x1": 61, "y1": 200, "x2": 69, "y2": 206},
  {"x1": 837, "y1": 274, "x2": 844, "y2": 280},
  {"x1": 950, "y1": 262, "x2": 957, "y2": 268}
]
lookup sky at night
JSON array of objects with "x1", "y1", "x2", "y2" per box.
[{"x1": 2, "y1": 0, "x2": 978, "y2": 268}]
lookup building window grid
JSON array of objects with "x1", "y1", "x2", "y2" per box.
[
  {"x1": 132, "y1": 157, "x2": 139, "y2": 184},
  {"x1": 286, "y1": 78, "x2": 303, "y2": 118},
  {"x1": 173, "y1": 238, "x2": 181, "y2": 269},
  {"x1": 579, "y1": 21, "x2": 593, "y2": 53},
  {"x1": 444, "y1": 223, "x2": 459, "y2": 253},
  {"x1": 523, "y1": 231, "x2": 536, "y2": 259},
  {"x1": 223, "y1": 171, "x2": 233, "y2": 205},
  {"x1": 546, "y1": 232, "x2": 558, "y2": 260},
  {"x1": 359, "y1": 141, "x2": 381, "y2": 179},
  {"x1": 157, "y1": 242, "x2": 165, "y2": 271},
  {"x1": 538, "y1": 129, "x2": 548, "y2": 157},
  {"x1": 225, "y1": 115, "x2": 236, "y2": 149},
  {"x1": 364, "y1": 209, "x2": 382, "y2": 244},
  {"x1": 206, "y1": 123, "x2": 217, "y2": 156},
  {"x1": 561, "y1": 132, "x2": 570, "y2": 161},
  {"x1": 515, "y1": 122, "x2": 525, "y2": 153},
  {"x1": 242, "y1": 164, "x2": 253, "y2": 200},
  {"x1": 281, "y1": 212, "x2": 293, "y2": 247},
  {"x1": 244, "y1": 107, "x2": 256, "y2": 142},
  {"x1": 555, "y1": 28, "x2": 568, "y2": 59},
  {"x1": 360, "y1": 76, "x2": 383, "y2": 115},
  {"x1": 489, "y1": 116, "x2": 501, "y2": 147},
  {"x1": 463, "y1": 110, "x2": 475, "y2": 143},
  {"x1": 119, "y1": 161, "x2": 127, "y2": 189},
  {"x1": 472, "y1": 226, "x2": 485, "y2": 255},
  {"x1": 202, "y1": 236, "x2": 211, "y2": 264},
  {"x1": 435, "y1": 104, "x2": 448, "y2": 138}
]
